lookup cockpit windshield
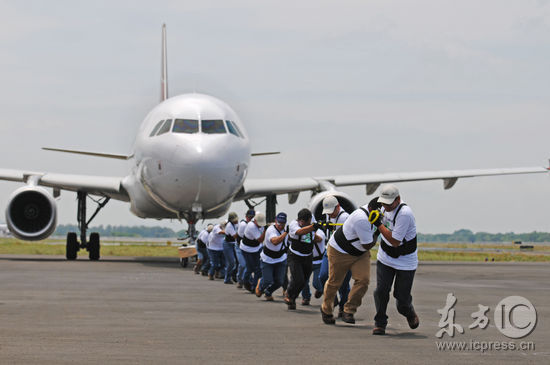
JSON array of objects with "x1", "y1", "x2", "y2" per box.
[
  {"x1": 173, "y1": 119, "x2": 199, "y2": 134},
  {"x1": 149, "y1": 120, "x2": 165, "y2": 137},
  {"x1": 225, "y1": 120, "x2": 240, "y2": 137},
  {"x1": 201, "y1": 119, "x2": 226, "y2": 134},
  {"x1": 157, "y1": 119, "x2": 173, "y2": 135}
]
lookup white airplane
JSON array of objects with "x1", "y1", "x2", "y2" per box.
[{"x1": 1, "y1": 25, "x2": 547, "y2": 260}]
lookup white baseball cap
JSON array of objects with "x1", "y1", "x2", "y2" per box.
[
  {"x1": 255, "y1": 212, "x2": 266, "y2": 226},
  {"x1": 378, "y1": 184, "x2": 400, "y2": 205},
  {"x1": 322, "y1": 195, "x2": 339, "y2": 215}
]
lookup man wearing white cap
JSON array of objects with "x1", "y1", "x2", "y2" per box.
[
  {"x1": 371, "y1": 184, "x2": 419, "y2": 335},
  {"x1": 318, "y1": 195, "x2": 351, "y2": 317},
  {"x1": 241, "y1": 212, "x2": 267, "y2": 292}
]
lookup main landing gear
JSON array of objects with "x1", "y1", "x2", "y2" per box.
[{"x1": 66, "y1": 191, "x2": 110, "y2": 261}]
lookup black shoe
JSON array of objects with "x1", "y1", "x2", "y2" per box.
[
  {"x1": 284, "y1": 296, "x2": 296, "y2": 310},
  {"x1": 320, "y1": 308, "x2": 335, "y2": 325},
  {"x1": 243, "y1": 282, "x2": 252, "y2": 292},
  {"x1": 338, "y1": 309, "x2": 344, "y2": 318},
  {"x1": 224, "y1": 280, "x2": 234, "y2": 285},
  {"x1": 314, "y1": 290, "x2": 323, "y2": 299},
  {"x1": 341, "y1": 312, "x2": 355, "y2": 324},
  {"x1": 301, "y1": 298, "x2": 310, "y2": 306},
  {"x1": 373, "y1": 327, "x2": 386, "y2": 335},
  {"x1": 407, "y1": 312, "x2": 419, "y2": 329}
]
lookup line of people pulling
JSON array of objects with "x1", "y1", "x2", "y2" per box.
[{"x1": 193, "y1": 184, "x2": 420, "y2": 335}]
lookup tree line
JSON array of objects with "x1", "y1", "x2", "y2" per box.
[{"x1": 53, "y1": 225, "x2": 550, "y2": 243}]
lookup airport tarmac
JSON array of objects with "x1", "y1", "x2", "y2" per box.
[{"x1": 0, "y1": 255, "x2": 548, "y2": 364}]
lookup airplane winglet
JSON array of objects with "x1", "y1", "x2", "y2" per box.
[{"x1": 42, "y1": 147, "x2": 133, "y2": 160}]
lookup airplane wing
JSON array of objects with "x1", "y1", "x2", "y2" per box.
[
  {"x1": 0, "y1": 168, "x2": 129, "y2": 201},
  {"x1": 236, "y1": 166, "x2": 549, "y2": 200}
]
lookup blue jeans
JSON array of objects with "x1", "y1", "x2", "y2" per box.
[
  {"x1": 260, "y1": 259, "x2": 287, "y2": 296},
  {"x1": 197, "y1": 243, "x2": 210, "y2": 273},
  {"x1": 242, "y1": 250, "x2": 261, "y2": 287},
  {"x1": 223, "y1": 241, "x2": 237, "y2": 283},
  {"x1": 235, "y1": 243, "x2": 246, "y2": 284},
  {"x1": 302, "y1": 262, "x2": 322, "y2": 300},
  {"x1": 208, "y1": 249, "x2": 225, "y2": 277},
  {"x1": 319, "y1": 251, "x2": 352, "y2": 309}
]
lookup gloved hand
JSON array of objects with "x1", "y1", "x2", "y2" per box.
[
  {"x1": 368, "y1": 210, "x2": 384, "y2": 227},
  {"x1": 368, "y1": 197, "x2": 382, "y2": 211}
]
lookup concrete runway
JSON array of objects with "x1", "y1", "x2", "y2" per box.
[{"x1": 0, "y1": 255, "x2": 548, "y2": 364}]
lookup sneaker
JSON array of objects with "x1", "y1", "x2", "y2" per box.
[
  {"x1": 224, "y1": 280, "x2": 234, "y2": 285},
  {"x1": 407, "y1": 312, "x2": 420, "y2": 329},
  {"x1": 314, "y1": 290, "x2": 323, "y2": 299},
  {"x1": 301, "y1": 298, "x2": 310, "y2": 306},
  {"x1": 236, "y1": 282, "x2": 243, "y2": 289},
  {"x1": 255, "y1": 280, "x2": 263, "y2": 297},
  {"x1": 372, "y1": 327, "x2": 386, "y2": 335},
  {"x1": 341, "y1": 312, "x2": 355, "y2": 324},
  {"x1": 320, "y1": 308, "x2": 336, "y2": 325},
  {"x1": 265, "y1": 295, "x2": 274, "y2": 301},
  {"x1": 284, "y1": 296, "x2": 296, "y2": 310},
  {"x1": 244, "y1": 282, "x2": 252, "y2": 292},
  {"x1": 208, "y1": 274, "x2": 214, "y2": 281}
]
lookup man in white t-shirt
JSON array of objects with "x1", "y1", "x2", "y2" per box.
[
  {"x1": 194, "y1": 224, "x2": 213, "y2": 275},
  {"x1": 371, "y1": 184, "x2": 419, "y2": 336},
  {"x1": 207, "y1": 221, "x2": 226, "y2": 280},
  {"x1": 223, "y1": 212, "x2": 239, "y2": 284},
  {"x1": 284, "y1": 208, "x2": 322, "y2": 310},
  {"x1": 321, "y1": 199, "x2": 378, "y2": 325},
  {"x1": 318, "y1": 195, "x2": 351, "y2": 316},
  {"x1": 241, "y1": 212, "x2": 267, "y2": 292},
  {"x1": 256, "y1": 212, "x2": 288, "y2": 301},
  {"x1": 235, "y1": 209, "x2": 255, "y2": 288}
]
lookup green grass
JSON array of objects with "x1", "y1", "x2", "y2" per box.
[{"x1": 1, "y1": 238, "x2": 549, "y2": 262}]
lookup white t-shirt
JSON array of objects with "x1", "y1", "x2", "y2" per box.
[
  {"x1": 288, "y1": 220, "x2": 315, "y2": 257},
  {"x1": 237, "y1": 220, "x2": 248, "y2": 238},
  {"x1": 312, "y1": 230, "x2": 326, "y2": 265},
  {"x1": 261, "y1": 225, "x2": 287, "y2": 264},
  {"x1": 225, "y1": 221, "x2": 238, "y2": 241},
  {"x1": 241, "y1": 221, "x2": 264, "y2": 253},
  {"x1": 328, "y1": 204, "x2": 375, "y2": 255},
  {"x1": 326, "y1": 209, "x2": 350, "y2": 240},
  {"x1": 377, "y1": 203, "x2": 418, "y2": 270},
  {"x1": 197, "y1": 229, "x2": 209, "y2": 245},
  {"x1": 208, "y1": 224, "x2": 225, "y2": 251}
]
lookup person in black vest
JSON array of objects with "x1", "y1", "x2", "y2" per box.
[
  {"x1": 235, "y1": 209, "x2": 255, "y2": 288},
  {"x1": 371, "y1": 184, "x2": 419, "y2": 335},
  {"x1": 194, "y1": 224, "x2": 213, "y2": 275},
  {"x1": 320, "y1": 199, "x2": 378, "y2": 325},
  {"x1": 256, "y1": 212, "x2": 288, "y2": 301},
  {"x1": 241, "y1": 212, "x2": 267, "y2": 292},
  {"x1": 223, "y1": 212, "x2": 239, "y2": 284},
  {"x1": 284, "y1": 208, "x2": 322, "y2": 310}
]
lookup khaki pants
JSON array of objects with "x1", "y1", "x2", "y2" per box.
[{"x1": 322, "y1": 245, "x2": 371, "y2": 315}]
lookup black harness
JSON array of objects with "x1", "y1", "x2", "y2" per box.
[
  {"x1": 262, "y1": 226, "x2": 286, "y2": 259},
  {"x1": 197, "y1": 238, "x2": 206, "y2": 249},
  {"x1": 333, "y1": 207, "x2": 373, "y2": 256},
  {"x1": 224, "y1": 222, "x2": 237, "y2": 243},
  {"x1": 288, "y1": 229, "x2": 314, "y2": 256},
  {"x1": 379, "y1": 204, "x2": 417, "y2": 258}
]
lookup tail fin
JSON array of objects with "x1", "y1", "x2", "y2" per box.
[{"x1": 161, "y1": 24, "x2": 168, "y2": 102}]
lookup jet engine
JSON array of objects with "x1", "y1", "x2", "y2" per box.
[
  {"x1": 6, "y1": 186, "x2": 57, "y2": 241},
  {"x1": 308, "y1": 190, "x2": 357, "y2": 221}
]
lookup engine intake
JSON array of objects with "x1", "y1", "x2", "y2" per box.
[
  {"x1": 6, "y1": 186, "x2": 57, "y2": 241},
  {"x1": 308, "y1": 191, "x2": 357, "y2": 221}
]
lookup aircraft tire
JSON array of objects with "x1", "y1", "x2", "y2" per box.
[
  {"x1": 66, "y1": 232, "x2": 78, "y2": 260},
  {"x1": 89, "y1": 232, "x2": 100, "y2": 261}
]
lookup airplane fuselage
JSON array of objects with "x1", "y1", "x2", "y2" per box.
[{"x1": 122, "y1": 93, "x2": 250, "y2": 221}]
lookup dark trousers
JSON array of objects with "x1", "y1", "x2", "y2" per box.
[
  {"x1": 286, "y1": 252, "x2": 313, "y2": 300},
  {"x1": 373, "y1": 260, "x2": 416, "y2": 328}
]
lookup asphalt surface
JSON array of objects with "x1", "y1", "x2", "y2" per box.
[{"x1": 0, "y1": 255, "x2": 548, "y2": 364}]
